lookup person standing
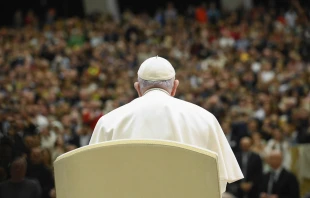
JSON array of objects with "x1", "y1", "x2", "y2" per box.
[
  {"x1": 260, "y1": 151, "x2": 300, "y2": 198},
  {"x1": 89, "y1": 56, "x2": 244, "y2": 194}
]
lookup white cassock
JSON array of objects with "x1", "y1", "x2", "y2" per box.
[{"x1": 90, "y1": 88, "x2": 244, "y2": 194}]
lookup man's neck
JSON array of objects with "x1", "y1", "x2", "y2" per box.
[
  {"x1": 272, "y1": 166, "x2": 283, "y2": 173},
  {"x1": 143, "y1": 88, "x2": 170, "y2": 96},
  {"x1": 242, "y1": 150, "x2": 250, "y2": 154},
  {"x1": 271, "y1": 166, "x2": 283, "y2": 181}
]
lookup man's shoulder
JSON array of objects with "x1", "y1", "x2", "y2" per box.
[
  {"x1": 24, "y1": 178, "x2": 41, "y2": 185},
  {"x1": 0, "y1": 180, "x2": 9, "y2": 187},
  {"x1": 281, "y1": 169, "x2": 297, "y2": 179},
  {"x1": 0, "y1": 178, "x2": 39, "y2": 187},
  {"x1": 264, "y1": 168, "x2": 296, "y2": 180},
  {"x1": 172, "y1": 97, "x2": 211, "y2": 114},
  {"x1": 97, "y1": 97, "x2": 215, "y2": 123},
  {"x1": 96, "y1": 100, "x2": 137, "y2": 122},
  {"x1": 172, "y1": 97, "x2": 214, "y2": 117},
  {"x1": 250, "y1": 151, "x2": 261, "y2": 158}
]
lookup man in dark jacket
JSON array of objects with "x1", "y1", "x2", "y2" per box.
[
  {"x1": 260, "y1": 151, "x2": 300, "y2": 198},
  {"x1": 26, "y1": 147, "x2": 54, "y2": 198},
  {"x1": 235, "y1": 137, "x2": 263, "y2": 198},
  {"x1": 0, "y1": 157, "x2": 41, "y2": 198}
]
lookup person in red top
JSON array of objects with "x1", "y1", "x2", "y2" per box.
[
  {"x1": 195, "y1": 3, "x2": 207, "y2": 23},
  {"x1": 24, "y1": 10, "x2": 37, "y2": 26},
  {"x1": 82, "y1": 100, "x2": 104, "y2": 130}
]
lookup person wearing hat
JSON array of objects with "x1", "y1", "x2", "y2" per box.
[{"x1": 89, "y1": 56, "x2": 244, "y2": 194}]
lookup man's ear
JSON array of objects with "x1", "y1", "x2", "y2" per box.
[
  {"x1": 134, "y1": 82, "x2": 142, "y2": 97},
  {"x1": 171, "y1": 80, "x2": 179, "y2": 97}
]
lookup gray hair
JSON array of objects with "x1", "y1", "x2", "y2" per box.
[{"x1": 138, "y1": 77, "x2": 175, "y2": 94}]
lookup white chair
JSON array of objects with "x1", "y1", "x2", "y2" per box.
[{"x1": 54, "y1": 140, "x2": 221, "y2": 198}]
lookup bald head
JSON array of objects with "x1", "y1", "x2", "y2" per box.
[
  {"x1": 240, "y1": 137, "x2": 252, "y2": 152},
  {"x1": 268, "y1": 150, "x2": 283, "y2": 169}
]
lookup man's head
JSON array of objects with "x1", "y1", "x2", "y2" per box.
[
  {"x1": 10, "y1": 157, "x2": 27, "y2": 182},
  {"x1": 240, "y1": 137, "x2": 252, "y2": 152},
  {"x1": 221, "y1": 120, "x2": 231, "y2": 135},
  {"x1": 134, "y1": 56, "x2": 179, "y2": 96},
  {"x1": 30, "y1": 147, "x2": 43, "y2": 165},
  {"x1": 272, "y1": 128, "x2": 283, "y2": 141},
  {"x1": 268, "y1": 150, "x2": 283, "y2": 170}
]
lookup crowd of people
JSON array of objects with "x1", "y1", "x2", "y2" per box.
[{"x1": 0, "y1": 1, "x2": 310, "y2": 198}]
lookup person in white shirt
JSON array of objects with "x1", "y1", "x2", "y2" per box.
[
  {"x1": 264, "y1": 128, "x2": 291, "y2": 171},
  {"x1": 39, "y1": 126, "x2": 57, "y2": 151},
  {"x1": 284, "y1": 9, "x2": 297, "y2": 28},
  {"x1": 89, "y1": 56, "x2": 244, "y2": 194}
]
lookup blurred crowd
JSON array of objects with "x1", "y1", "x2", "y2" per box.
[{"x1": 0, "y1": 1, "x2": 310, "y2": 198}]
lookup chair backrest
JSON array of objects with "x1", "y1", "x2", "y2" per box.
[{"x1": 54, "y1": 140, "x2": 221, "y2": 198}]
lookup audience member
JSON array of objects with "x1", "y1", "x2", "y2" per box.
[
  {"x1": 234, "y1": 137, "x2": 263, "y2": 198},
  {"x1": 51, "y1": 136, "x2": 65, "y2": 162},
  {"x1": 0, "y1": 157, "x2": 41, "y2": 198},
  {"x1": 26, "y1": 147, "x2": 54, "y2": 198},
  {"x1": 260, "y1": 151, "x2": 300, "y2": 198},
  {"x1": 222, "y1": 119, "x2": 240, "y2": 153},
  {"x1": 264, "y1": 128, "x2": 291, "y2": 170},
  {"x1": 251, "y1": 132, "x2": 266, "y2": 158}
]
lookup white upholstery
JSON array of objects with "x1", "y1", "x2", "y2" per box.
[{"x1": 54, "y1": 140, "x2": 221, "y2": 198}]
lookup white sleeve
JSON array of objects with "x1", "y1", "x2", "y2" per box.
[
  {"x1": 207, "y1": 114, "x2": 244, "y2": 194},
  {"x1": 89, "y1": 117, "x2": 105, "y2": 145}
]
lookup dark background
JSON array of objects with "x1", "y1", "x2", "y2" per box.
[
  {"x1": 0, "y1": 0, "x2": 309, "y2": 26},
  {"x1": 117, "y1": 0, "x2": 221, "y2": 15},
  {"x1": 0, "y1": 0, "x2": 84, "y2": 26}
]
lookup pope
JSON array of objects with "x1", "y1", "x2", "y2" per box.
[{"x1": 89, "y1": 56, "x2": 244, "y2": 194}]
